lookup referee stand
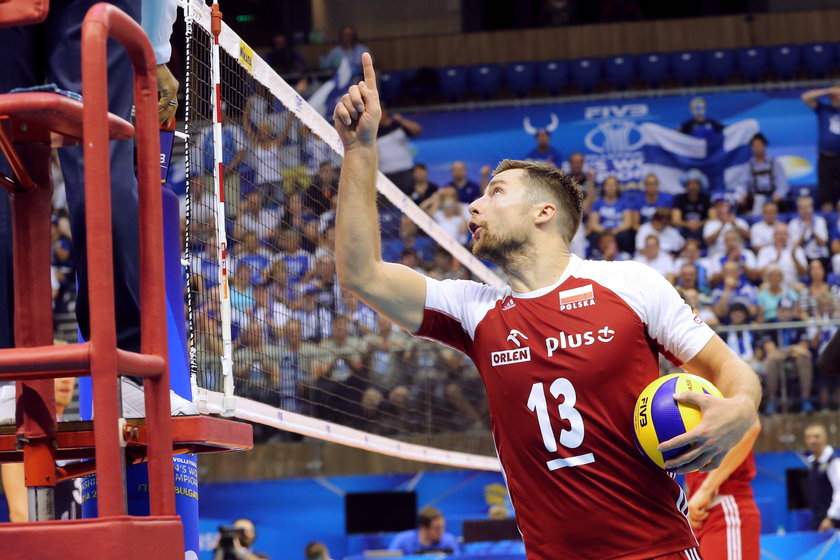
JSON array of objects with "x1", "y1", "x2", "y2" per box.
[{"x1": 0, "y1": 3, "x2": 250, "y2": 558}]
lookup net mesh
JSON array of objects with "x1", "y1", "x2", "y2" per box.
[{"x1": 184, "y1": 1, "x2": 500, "y2": 462}]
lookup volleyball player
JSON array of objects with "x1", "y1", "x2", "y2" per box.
[{"x1": 333, "y1": 53, "x2": 761, "y2": 559}]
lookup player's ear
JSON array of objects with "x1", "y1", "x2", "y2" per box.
[{"x1": 533, "y1": 202, "x2": 556, "y2": 225}]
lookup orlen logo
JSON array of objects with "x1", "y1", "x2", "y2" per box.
[
  {"x1": 558, "y1": 285, "x2": 595, "y2": 311},
  {"x1": 490, "y1": 329, "x2": 532, "y2": 366},
  {"x1": 545, "y1": 326, "x2": 615, "y2": 357}
]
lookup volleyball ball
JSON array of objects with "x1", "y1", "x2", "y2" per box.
[{"x1": 633, "y1": 373, "x2": 723, "y2": 471}]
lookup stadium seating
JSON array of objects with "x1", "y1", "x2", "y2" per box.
[
  {"x1": 638, "y1": 53, "x2": 669, "y2": 88},
  {"x1": 503, "y1": 61, "x2": 536, "y2": 97},
  {"x1": 604, "y1": 55, "x2": 636, "y2": 90},
  {"x1": 768, "y1": 45, "x2": 802, "y2": 80},
  {"x1": 467, "y1": 64, "x2": 502, "y2": 99},
  {"x1": 802, "y1": 43, "x2": 835, "y2": 78},
  {"x1": 535, "y1": 60, "x2": 568, "y2": 95},
  {"x1": 437, "y1": 66, "x2": 468, "y2": 102},
  {"x1": 670, "y1": 51, "x2": 703, "y2": 86},
  {"x1": 378, "y1": 71, "x2": 401, "y2": 105},
  {"x1": 703, "y1": 49, "x2": 736, "y2": 84},
  {"x1": 736, "y1": 47, "x2": 769, "y2": 82},
  {"x1": 569, "y1": 57, "x2": 602, "y2": 93}
]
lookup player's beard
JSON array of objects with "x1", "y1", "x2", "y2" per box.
[{"x1": 472, "y1": 225, "x2": 529, "y2": 269}]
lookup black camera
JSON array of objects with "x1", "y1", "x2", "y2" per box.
[{"x1": 217, "y1": 525, "x2": 246, "y2": 555}]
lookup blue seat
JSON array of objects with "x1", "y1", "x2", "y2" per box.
[
  {"x1": 535, "y1": 60, "x2": 568, "y2": 95},
  {"x1": 769, "y1": 45, "x2": 801, "y2": 79},
  {"x1": 736, "y1": 47, "x2": 768, "y2": 82},
  {"x1": 569, "y1": 57, "x2": 602, "y2": 93},
  {"x1": 604, "y1": 55, "x2": 636, "y2": 90},
  {"x1": 670, "y1": 51, "x2": 702, "y2": 85},
  {"x1": 436, "y1": 66, "x2": 468, "y2": 102},
  {"x1": 503, "y1": 61, "x2": 536, "y2": 97},
  {"x1": 467, "y1": 63, "x2": 501, "y2": 99},
  {"x1": 803, "y1": 43, "x2": 835, "y2": 78},
  {"x1": 378, "y1": 70, "x2": 402, "y2": 105},
  {"x1": 638, "y1": 53, "x2": 669, "y2": 88},
  {"x1": 703, "y1": 49, "x2": 736, "y2": 84}
]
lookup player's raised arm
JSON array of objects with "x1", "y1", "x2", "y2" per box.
[{"x1": 334, "y1": 53, "x2": 427, "y2": 332}]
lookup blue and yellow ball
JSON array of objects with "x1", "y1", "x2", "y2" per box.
[{"x1": 633, "y1": 373, "x2": 723, "y2": 471}]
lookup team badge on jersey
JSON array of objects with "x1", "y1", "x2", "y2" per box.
[
  {"x1": 558, "y1": 284, "x2": 595, "y2": 311},
  {"x1": 490, "y1": 329, "x2": 532, "y2": 365}
]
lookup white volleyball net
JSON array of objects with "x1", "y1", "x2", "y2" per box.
[{"x1": 183, "y1": 0, "x2": 503, "y2": 469}]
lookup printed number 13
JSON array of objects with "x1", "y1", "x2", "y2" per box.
[{"x1": 527, "y1": 379, "x2": 595, "y2": 471}]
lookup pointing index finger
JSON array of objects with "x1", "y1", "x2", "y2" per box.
[{"x1": 361, "y1": 52, "x2": 377, "y2": 93}]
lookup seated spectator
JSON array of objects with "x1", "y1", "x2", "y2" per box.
[
  {"x1": 308, "y1": 315, "x2": 366, "y2": 425},
  {"x1": 236, "y1": 190, "x2": 283, "y2": 239},
  {"x1": 732, "y1": 132, "x2": 789, "y2": 214},
  {"x1": 708, "y1": 230, "x2": 759, "y2": 287},
  {"x1": 810, "y1": 292, "x2": 840, "y2": 410},
  {"x1": 675, "y1": 262, "x2": 702, "y2": 294},
  {"x1": 762, "y1": 298, "x2": 814, "y2": 414},
  {"x1": 831, "y1": 200, "x2": 840, "y2": 274},
  {"x1": 339, "y1": 289, "x2": 377, "y2": 337},
  {"x1": 588, "y1": 175, "x2": 635, "y2": 255},
  {"x1": 711, "y1": 261, "x2": 759, "y2": 321},
  {"x1": 634, "y1": 173, "x2": 673, "y2": 226},
  {"x1": 303, "y1": 161, "x2": 337, "y2": 217},
  {"x1": 291, "y1": 285, "x2": 333, "y2": 342},
  {"x1": 304, "y1": 542, "x2": 332, "y2": 560},
  {"x1": 433, "y1": 199, "x2": 469, "y2": 245},
  {"x1": 382, "y1": 216, "x2": 436, "y2": 264},
  {"x1": 634, "y1": 234, "x2": 675, "y2": 279},
  {"x1": 247, "y1": 118, "x2": 288, "y2": 202},
  {"x1": 750, "y1": 200, "x2": 783, "y2": 253},
  {"x1": 672, "y1": 169, "x2": 711, "y2": 244},
  {"x1": 236, "y1": 231, "x2": 271, "y2": 282},
  {"x1": 757, "y1": 264, "x2": 801, "y2": 323},
  {"x1": 232, "y1": 322, "x2": 279, "y2": 401},
  {"x1": 272, "y1": 228, "x2": 312, "y2": 286},
  {"x1": 722, "y1": 302, "x2": 765, "y2": 378},
  {"x1": 283, "y1": 192, "x2": 318, "y2": 239},
  {"x1": 437, "y1": 160, "x2": 481, "y2": 206},
  {"x1": 756, "y1": 222, "x2": 808, "y2": 288},
  {"x1": 563, "y1": 152, "x2": 597, "y2": 203},
  {"x1": 362, "y1": 315, "x2": 413, "y2": 432},
  {"x1": 389, "y1": 506, "x2": 460, "y2": 554},
  {"x1": 408, "y1": 162, "x2": 439, "y2": 207},
  {"x1": 263, "y1": 32, "x2": 306, "y2": 76},
  {"x1": 524, "y1": 128, "x2": 562, "y2": 167},
  {"x1": 789, "y1": 195, "x2": 830, "y2": 266},
  {"x1": 276, "y1": 320, "x2": 316, "y2": 414},
  {"x1": 703, "y1": 193, "x2": 750, "y2": 260},
  {"x1": 673, "y1": 238, "x2": 711, "y2": 293},
  {"x1": 800, "y1": 259, "x2": 840, "y2": 317},
  {"x1": 591, "y1": 231, "x2": 630, "y2": 262},
  {"x1": 436, "y1": 348, "x2": 486, "y2": 432},
  {"x1": 635, "y1": 207, "x2": 684, "y2": 256},
  {"x1": 230, "y1": 263, "x2": 256, "y2": 317},
  {"x1": 320, "y1": 24, "x2": 370, "y2": 72}
]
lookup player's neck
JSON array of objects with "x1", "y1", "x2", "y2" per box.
[{"x1": 506, "y1": 248, "x2": 572, "y2": 294}]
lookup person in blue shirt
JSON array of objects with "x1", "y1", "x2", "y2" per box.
[
  {"x1": 389, "y1": 506, "x2": 461, "y2": 554},
  {"x1": 587, "y1": 175, "x2": 635, "y2": 255},
  {"x1": 802, "y1": 86, "x2": 840, "y2": 211},
  {"x1": 634, "y1": 173, "x2": 673, "y2": 226},
  {"x1": 524, "y1": 129, "x2": 563, "y2": 167}
]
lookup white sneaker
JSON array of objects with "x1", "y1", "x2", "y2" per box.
[{"x1": 119, "y1": 378, "x2": 198, "y2": 418}]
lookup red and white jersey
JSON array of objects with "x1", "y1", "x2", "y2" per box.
[{"x1": 416, "y1": 255, "x2": 715, "y2": 559}]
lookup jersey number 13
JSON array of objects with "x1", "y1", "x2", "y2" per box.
[{"x1": 527, "y1": 379, "x2": 596, "y2": 471}]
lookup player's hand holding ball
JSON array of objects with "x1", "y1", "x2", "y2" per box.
[
  {"x1": 333, "y1": 52, "x2": 381, "y2": 150},
  {"x1": 634, "y1": 373, "x2": 725, "y2": 473}
]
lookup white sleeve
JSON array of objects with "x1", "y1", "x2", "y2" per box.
[
  {"x1": 422, "y1": 277, "x2": 503, "y2": 341},
  {"x1": 631, "y1": 261, "x2": 716, "y2": 364},
  {"x1": 827, "y1": 457, "x2": 840, "y2": 520},
  {"x1": 142, "y1": 0, "x2": 179, "y2": 64},
  {"x1": 749, "y1": 224, "x2": 761, "y2": 248},
  {"x1": 773, "y1": 159, "x2": 790, "y2": 198},
  {"x1": 816, "y1": 217, "x2": 830, "y2": 242},
  {"x1": 743, "y1": 249, "x2": 757, "y2": 269}
]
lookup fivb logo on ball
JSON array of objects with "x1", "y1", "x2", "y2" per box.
[{"x1": 558, "y1": 285, "x2": 595, "y2": 311}]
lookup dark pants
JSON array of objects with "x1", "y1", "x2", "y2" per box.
[
  {"x1": 0, "y1": 0, "x2": 142, "y2": 351},
  {"x1": 817, "y1": 153, "x2": 840, "y2": 210}
]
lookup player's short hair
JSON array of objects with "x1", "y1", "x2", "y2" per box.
[
  {"x1": 493, "y1": 159, "x2": 583, "y2": 244},
  {"x1": 418, "y1": 506, "x2": 443, "y2": 528}
]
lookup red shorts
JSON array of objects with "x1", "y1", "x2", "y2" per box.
[
  {"x1": 650, "y1": 547, "x2": 701, "y2": 560},
  {"x1": 695, "y1": 494, "x2": 761, "y2": 560}
]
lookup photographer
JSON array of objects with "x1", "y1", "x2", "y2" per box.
[{"x1": 213, "y1": 518, "x2": 262, "y2": 560}]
